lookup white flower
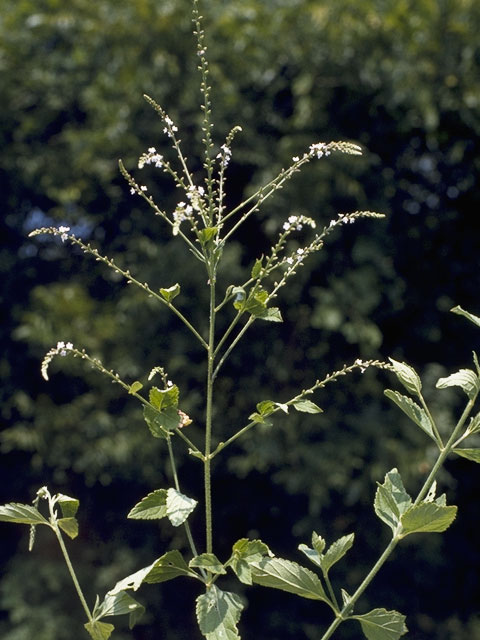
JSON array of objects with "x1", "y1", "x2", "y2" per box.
[
  {"x1": 292, "y1": 156, "x2": 299, "y2": 162},
  {"x1": 309, "y1": 143, "x2": 331, "y2": 159},
  {"x1": 58, "y1": 226, "x2": 70, "y2": 242},
  {"x1": 140, "y1": 185, "x2": 148, "y2": 192}
]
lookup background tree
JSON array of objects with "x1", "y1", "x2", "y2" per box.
[{"x1": 1, "y1": 0, "x2": 479, "y2": 638}]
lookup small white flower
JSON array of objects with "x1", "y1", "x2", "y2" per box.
[
  {"x1": 58, "y1": 226, "x2": 70, "y2": 242},
  {"x1": 309, "y1": 143, "x2": 331, "y2": 159},
  {"x1": 140, "y1": 185, "x2": 148, "y2": 192},
  {"x1": 286, "y1": 257, "x2": 294, "y2": 265},
  {"x1": 292, "y1": 156, "x2": 299, "y2": 162},
  {"x1": 130, "y1": 187, "x2": 136, "y2": 195}
]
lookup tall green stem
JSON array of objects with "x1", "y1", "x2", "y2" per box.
[{"x1": 204, "y1": 266, "x2": 216, "y2": 553}]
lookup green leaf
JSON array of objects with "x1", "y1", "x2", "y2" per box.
[
  {"x1": 256, "y1": 400, "x2": 275, "y2": 416},
  {"x1": 166, "y1": 488, "x2": 197, "y2": 526},
  {"x1": 140, "y1": 550, "x2": 198, "y2": 585},
  {"x1": 384, "y1": 390, "x2": 436, "y2": 441},
  {"x1": 190, "y1": 553, "x2": 226, "y2": 575},
  {"x1": 453, "y1": 448, "x2": 480, "y2": 463},
  {"x1": 127, "y1": 489, "x2": 168, "y2": 520},
  {"x1": 93, "y1": 590, "x2": 145, "y2": 629},
  {"x1": 0, "y1": 503, "x2": 49, "y2": 526},
  {"x1": 257, "y1": 306, "x2": 283, "y2": 322},
  {"x1": 292, "y1": 399, "x2": 323, "y2": 414},
  {"x1": 57, "y1": 517, "x2": 79, "y2": 539},
  {"x1": 56, "y1": 494, "x2": 79, "y2": 518},
  {"x1": 159, "y1": 283, "x2": 181, "y2": 303},
  {"x1": 436, "y1": 369, "x2": 480, "y2": 400},
  {"x1": 196, "y1": 585, "x2": 244, "y2": 640},
  {"x1": 128, "y1": 381, "x2": 144, "y2": 395},
  {"x1": 250, "y1": 557, "x2": 329, "y2": 602},
  {"x1": 234, "y1": 288, "x2": 283, "y2": 322},
  {"x1": 251, "y1": 257, "x2": 263, "y2": 279},
  {"x1": 388, "y1": 358, "x2": 422, "y2": 396},
  {"x1": 198, "y1": 227, "x2": 218, "y2": 247},
  {"x1": 400, "y1": 502, "x2": 457, "y2": 536},
  {"x1": 354, "y1": 608, "x2": 408, "y2": 640},
  {"x1": 311, "y1": 531, "x2": 326, "y2": 555},
  {"x1": 374, "y1": 469, "x2": 412, "y2": 533},
  {"x1": 297, "y1": 544, "x2": 322, "y2": 569},
  {"x1": 230, "y1": 538, "x2": 272, "y2": 585},
  {"x1": 84, "y1": 621, "x2": 115, "y2": 640},
  {"x1": 451, "y1": 305, "x2": 480, "y2": 328},
  {"x1": 322, "y1": 533, "x2": 355, "y2": 573},
  {"x1": 143, "y1": 405, "x2": 181, "y2": 437},
  {"x1": 149, "y1": 385, "x2": 179, "y2": 410}
]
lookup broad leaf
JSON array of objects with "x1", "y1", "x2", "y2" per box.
[
  {"x1": 298, "y1": 543, "x2": 322, "y2": 569},
  {"x1": 0, "y1": 503, "x2": 49, "y2": 526},
  {"x1": 322, "y1": 533, "x2": 355, "y2": 574},
  {"x1": 93, "y1": 590, "x2": 145, "y2": 629},
  {"x1": 166, "y1": 488, "x2": 197, "y2": 526},
  {"x1": 389, "y1": 358, "x2": 422, "y2": 397},
  {"x1": 453, "y1": 448, "x2": 480, "y2": 463},
  {"x1": 292, "y1": 399, "x2": 323, "y2": 414},
  {"x1": 257, "y1": 306, "x2": 283, "y2": 322},
  {"x1": 436, "y1": 369, "x2": 480, "y2": 400},
  {"x1": 198, "y1": 227, "x2": 218, "y2": 247},
  {"x1": 256, "y1": 400, "x2": 275, "y2": 416},
  {"x1": 143, "y1": 405, "x2": 181, "y2": 437},
  {"x1": 149, "y1": 385, "x2": 179, "y2": 410},
  {"x1": 128, "y1": 489, "x2": 168, "y2": 520},
  {"x1": 354, "y1": 608, "x2": 407, "y2": 640},
  {"x1": 400, "y1": 502, "x2": 457, "y2": 536},
  {"x1": 56, "y1": 494, "x2": 79, "y2": 518},
  {"x1": 160, "y1": 283, "x2": 181, "y2": 302},
  {"x1": 374, "y1": 469, "x2": 411, "y2": 533},
  {"x1": 190, "y1": 553, "x2": 226, "y2": 575},
  {"x1": 196, "y1": 585, "x2": 244, "y2": 640},
  {"x1": 57, "y1": 517, "x2": 79, "y2": 539},
  {"x1": 84, "y1": 621, "x2": 115, "y2": 640},
  {"x1": 451, "y1": 305, "x2": 480, "y2": 328},
  {"x1": 250, "y1": 557, "x2": 329, "y2": 602},
  {"x1": 230, "y1": 538, "x2": 271, "y2": 585},
  {"x1": 384, "y1": 390, "x2": 435, "y2": 441}
]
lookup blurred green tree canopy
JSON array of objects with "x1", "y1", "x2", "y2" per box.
[{"x1": 1, "y1": 0, "x2": 479, "y2": 638}]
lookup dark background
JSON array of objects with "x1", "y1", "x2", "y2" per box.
[{"x1": 1, "y1": 0, "x2": 480, "y2": 638}]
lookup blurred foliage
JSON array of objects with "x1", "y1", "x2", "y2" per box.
[{"x1": 1, "y1": 0, "x2": 479, "y2": 638}]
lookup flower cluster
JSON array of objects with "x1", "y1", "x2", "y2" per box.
[
  {"x1": 216, "y1": 144, "x2": 232, "y2": 169},
  {"x1": 163, "y1": 115, "x2": 178, "y2": 139},
  {"x1": 186, "y1": 185, "x2": 205, "y2": 212},
  {"x1": 41, "y1": 341, "x2": 74, "y2": 381},
  {"x1": 138, "y1": 147, "x2": 164, "y2": 169},
  {"x1": 58, "y1": 226, "x2": 70, "y2": 242},
  {"x1": 309, "y1": 143, "x2": 331, "y2": 159},
  {"x1": 172, "y1": 202, "x2": 194, "y2": 236},
  {"x1": 282, "y1": 215, "x2": 316, "y2": 232}
]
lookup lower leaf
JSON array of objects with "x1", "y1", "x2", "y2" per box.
[
  {"x1": 353, "y1": 608, "x2": 407, "y2": 640},
  {"x1": 196, "y1": 585, "x2": 244, "y2": 640}
]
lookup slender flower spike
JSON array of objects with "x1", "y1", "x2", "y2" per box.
[{"x1": 41, "y1": 341, "x2": 74, "y2": 380}]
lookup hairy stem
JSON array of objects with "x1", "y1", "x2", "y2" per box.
[{"x1": 204, "y1": 268, "x2": 216, "y2": 553}]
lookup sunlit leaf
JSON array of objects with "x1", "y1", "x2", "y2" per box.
[
  {"x1": 190, "y1": 553, "x2": 226, "y2": 575},
  {"x1": 354, "y1": 608, "x2": 407, "y2": 640},
  {"x1": 0, "y1": 503, "x2": 49, "y2": 526},
  {"x1": 196, "y1": 585, "x2": 243, "y2": 640},
  {"x1": 292, "y1": 399, "x2": 323, "y2": 414},
  {"x1": 250, "y1": 557, "x2": 329, "y2": 602},
  {"x1": 56, "y1": 494, "x2": 79, "y2": 518},
  {"x1": 451, "y1": 305, "x2": 480, "y2": 328},
  {"x1": 453, "y1": 448, "x2": 480, "y2": 463},
  {"x1": 400, "y1": 502, "x2": 457, "y2": 536},
  {"x1": 127, "y1": 489, "x2": 168, "y2": 520},
  {"x1": 166, "y1": 488, "x2": 197, "y2": 526},
  {"x1": 388, "y1": 358, "x2": 422, "y2": 396},
  {"x1": 230, "y1": 538, "x2": 271, "y2": 585},
  {"x1": 436, "y1": 369, "x2": 480, "y2": 400},
  {"x1": 321, "y1": 533, "x2": 355, "y2": 573},
  {"x1": 149, "y1": 385, "x2": 179, "y2": 410},
  {"x1": 251, "y1": 257, "x2": 263, "y2": 279},
  {"x1": 93, "y1": 590, "x2": 145, "y2": 629},
  {"x1": 128, "y1": 381, "x2": 143, "y2": 395},
  {"x1": 374, "y1": 469, "x2": 411, "y2": 532},
  {"x1": 159, "y1": 283, "x2": 181, "y2": 302},
  {"x1": 57, "y1": 517, "x2": 78, "y2": 539},
  {"x1": 84, "y1": 620, "x2": 115, "y2": 640},
  {"x1": 384, "y1": 390, "x2": 436, "y2": 441}
]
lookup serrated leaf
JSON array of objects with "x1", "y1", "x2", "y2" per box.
[
  {"x1": 257, "y1": 306, "x2": 283, "y2": 322},
  {"x1": 56, "y1": 494, "x2": 79, "y2": 518},
  {"x1": 400, "y1": 502, "x2": 457, "y2": 536},
  {"x1": 451, "y1": 305, "x2": 480, "y2": 328},
  {"x1": 149, "y1": 385, "x2": 179, "y2": 410},
  {"x1": 436, "y1": 369, "x2": 480, "y2": 400},
  {"x1": 128, "y1": 381, "x2": 144, "y2": 395},
  {"x1": 84, "y1": 621, "x2": 115, "y2": 640},
  {"x1": 251, "y1": 257, "x2": 263, "y2": 279},
  {"x1": 374, "y1": 469, "x2": 412, "y2": 533},
  {"x1": 389, "y1": 358, "x2": 422, "y2": 396},
  {"x1": 93, "y1": 590, "x2": 145, "y2": 629},
  {"x1": 160, "y1": 283, "x2": 181, "y2": 302},
  {"x1": 298, "y1": 544, "x2": 322, "y2": 568},
  {"x1": 453, "y1": 448, "x2": 480, "y2": 463},
  {"x1": 311, "y1": 531, "x2": 326, "y2": 555},
  {"x1": 58, "y1": 517, "x2": 78, "y2": 539},
  {"x1": 196, "y1": 585, "x2": 244, "y2": 640},
  {"x1": 322, "y1": 533, "x2": 355, "y2": 574},
  {"x1": 250, "y1": 557, "x2": 329, "y2": 602},
  {"x1": 0, "y1": 503, "x2": 49, "y2": 526},
  {"x1": 384, "y1": 390, "x2": 436, "y2": 441},
  {"x1": 143, "y1": 405, "x2": 181, "y2": 438},
  {"x1": 230, "y1": 539, "x2": 272, "y2": 585},
  {"x1": 354, "y1": 608, "x2": 408, "y2": 640},
  {"x1": 292, "y1": 399, "x2": 323, "y2": 414},
  {"x1": 190, "y1": 553, "x2": 226, "y2": 575},
  {"x1": 127, "y1": 489, "x2": 168, "y2": 520},
  {"x1": 166, "y1": 488, "x2": 197, "y2": 526}
]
